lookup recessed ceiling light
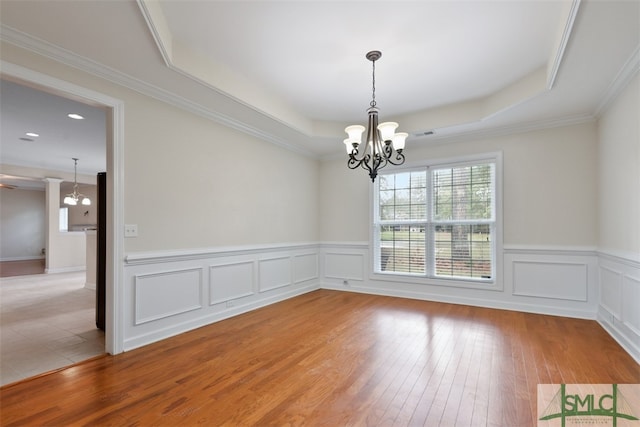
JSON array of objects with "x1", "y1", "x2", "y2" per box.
[
  {"x1": 25, "y1": 132, "x2": 39, "y2": 137},
  {"x1": 19, "y1": 137, "x2": 35, "y2": 142},
  {"x1": 67, "y1": 113, "x2": 84, "y2": 120}
]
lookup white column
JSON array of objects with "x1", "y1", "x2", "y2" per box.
[{"x1": 43, "y1": 178, "x2": 63, "y2": 273}]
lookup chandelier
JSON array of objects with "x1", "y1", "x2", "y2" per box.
[
  {"x1": 344, "y1": 50, "x2": 408, "y2": 182},
  {"x1": 63, "y1": 158, "x2": 91, "y2": 206}
]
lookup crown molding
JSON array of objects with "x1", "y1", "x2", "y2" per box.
[
  {"x1": 0, "y1": 25, "x2": 318, "y2": 159},
  {"x1": 547, "y1": 0, "x2": 581, "y2": 90},
  {"x1": 594, "y1": 44, "x2": 640, "y2": 117}
]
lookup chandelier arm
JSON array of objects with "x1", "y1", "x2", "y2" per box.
[
  {"x1": 367, "y1": 153, "x2": 387, "y2": 182},
  {"x1": 386, "y1": 151, "x2": 406, "y2": 166},
  {"x1": 348, "y1": 146, "x2": 367, "y2": 163},
  {"x1": 378, "y1": 143, "x2": 405, "y2": 166},
  {"x1": 347, "y1": 153, "x2": 372, "y2": 171},
  {"x1": 375, "y1": 153, "x2": 389, "y2": 172}
]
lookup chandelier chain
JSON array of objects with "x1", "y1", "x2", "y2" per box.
[
  {"x1": 370, "y1": 60, "x2": 376, "y2": 108},
  {"x1": 73, "y1": 158, "x2": 79, "y2": 192}
]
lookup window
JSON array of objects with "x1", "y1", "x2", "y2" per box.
[
  {"x1": 374, "y1": 157, "x2": 497, "y2": 283},
  {"x1": 59, "y1": 207, "x2": 69, "y2": 232}
]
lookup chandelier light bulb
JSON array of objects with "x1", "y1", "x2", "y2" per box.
[
  {"x1": 392, "y1": 133, "x2": 408, "y2": 151},
  {"x1": 344, "y1": 125, "x2": 365, "y2": 144},
  {"x1": 377, "y1": 122, "x2": 398, "y2": 142},
  {"x1": 343, "y1": 138, "x2": 354, "y2": 154}
]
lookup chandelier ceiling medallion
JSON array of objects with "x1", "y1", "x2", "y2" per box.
[
  {"x1": 344, "y1": 50, "x2": 408, "y2": 182},
  {"x1": 63, "y1": 158, "x2": 91, "y2": 206}
]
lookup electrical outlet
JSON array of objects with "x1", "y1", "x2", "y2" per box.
[{"x1": 124, "y1": 224, "x2": 138, "y2": 237}]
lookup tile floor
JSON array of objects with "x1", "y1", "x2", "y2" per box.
[{"x1": 0, "y1": 271, "x2": 105, "y2": 386}]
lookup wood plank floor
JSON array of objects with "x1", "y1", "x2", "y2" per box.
[
  {"x1": 0, "y1": 260, "x2": 45, "y2": 278},
  {"x1": 1, "y1": 290, "x2": 638, "y2": 426}
]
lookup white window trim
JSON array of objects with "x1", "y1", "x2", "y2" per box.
[{"x1": 369, "y1": 151, "x2": 504, "y2": 291}]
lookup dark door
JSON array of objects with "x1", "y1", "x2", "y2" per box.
[{"x1": 96, "y1": 172, "x2": 106, "y2": 330}]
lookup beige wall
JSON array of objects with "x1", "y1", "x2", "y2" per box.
[
  {"x1": 1, "y1": 42, "x2": 319, "y2": 253},
  {"x1": 0, "y1": 188, "x2": 45, "y2": 259},
  {"x1": 597, "y1": 74, "x2": 640, "y2": 257},
  {"x1": 124, "y1": 94, "x2": 319, "y2": 251},
  {"x1": 320, "y1": 122, "x2": 598, "y2": 248}
]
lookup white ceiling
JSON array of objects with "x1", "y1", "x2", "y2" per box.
[
  {"x1": 0, "y1": 0, "x2": 638, "y2": 188},
  {"x1": 158, "y1": 0, "x2": 565, "y2": 121}
]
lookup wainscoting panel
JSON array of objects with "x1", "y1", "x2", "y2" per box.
[
  {"x1": 321, "y1": 244, "x2": 598, "y2": 320},
  {"x1": 502, "y1": 249, "x2": 597, "y2": 317},
  {"x1": 294, "y1": 253, "x2": 319, "y2": 284},
  {"x1": 597, "y1": 251, "x2": 640, "y2": 363},
  {"x1": 324, "y1": 252, "x2": 365, "y2": 281},
  {"x1": 209, "y1": 261, "x2": 255, "y2": 305},
  {"x1": 511, "y1": 260, "x2": 588, "y2": 301},
  {"x1": 622, "y1": 275, "x2": 640, "y2": 336},
  {"x1": 123, "y1": 243, "x2": 320, "y2": 350},
  {"x1": 258, "y1": 256, "x2": 292, "y2": 292},
  {"x1": 134, "y1": 268, "x2": 203, "y2": 325},
  {"x1": 122, "y1": 242, "x2": 638, "y2": 362},
  {"x1": 599, "y1": 265, "x2": 622, "y2": 318}
]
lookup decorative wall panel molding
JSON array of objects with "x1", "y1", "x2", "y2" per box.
[
  {"x1": 209, "y1": 261, "x2": 255, "y2": 305},
  {"x1": 598, "y1": 265, "x2": 623, "y2": 318},
  {"x1": 597, "y1": 252, "x2": 640, "y2": 363},
  {"x1": 323, "y1": 243, "x2": 598, "y2": 319},
  {"x1": 122, "y1": 241, "x2": 638, "y2": 362},
  {"x1": 622, "y1": 275, "x2": 640, "y2": 336},
  {"x1": 134, "y1": 268, "x2": 203, "y2": 325},
  {"x1": 324, "y1": 252, "x2": 365, "y2": 281},
  {"x1": 294, "y1": 253, "x2": 319, "y2": 284},
  {"x1": 503, "y1": 248, "x2": 597, "y2": 316},
  {"x1": 258, "y1": 256, "x2": 292, "y2": 292},
  {"x1": 511, "y1": 260, "x2": 588, "y2": 301}
]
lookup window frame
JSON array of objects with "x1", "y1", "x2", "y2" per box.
[{"x1": 370, "y1": 151, "x2": 503, "y2": 291}]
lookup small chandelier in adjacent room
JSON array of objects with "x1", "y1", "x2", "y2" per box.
[
  {"x1": 63, "y1": 158, "x2": 91, "y2": 206},
  {"x1": 344, "y1": 50, "x2": 408, "y2": 182}
]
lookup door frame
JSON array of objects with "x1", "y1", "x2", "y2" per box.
[{"x1": 1, "y1": 61, "x2": 124, "y2": 354}]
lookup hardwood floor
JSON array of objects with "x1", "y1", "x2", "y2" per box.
[
  {"x1": 0, "y1": 259, "x2": 45, "y2": 278},
  {"x1": 1, "y1": 290, "x2": 638, "y2": 426}
]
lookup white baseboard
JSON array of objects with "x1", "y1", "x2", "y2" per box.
[
  {"x1": 45, "y1": 266, "x2": 86, "y2": 274},
  {"x1": 0, "y1": 256, "x2": 45, "y2": 262},
  {"x1": 321, "y1": 283, "x2": 596, "y2": 320},
  {"x1": 597, "y1": 312, "x2": 640, "y2": 364}
]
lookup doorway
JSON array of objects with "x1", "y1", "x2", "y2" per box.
[{"x1": 0, "y1": 62, "x2": 124, "y2": 377}]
